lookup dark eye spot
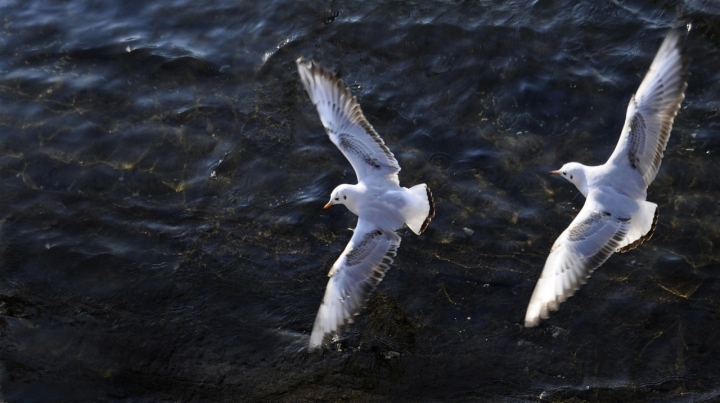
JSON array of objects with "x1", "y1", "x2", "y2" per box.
[
  {"x1": 570, "y1": 175, "x2": 573, "y2": 179},
  {"x1": 335, "y1": 197, "x2": 339, "y2": 201},
  {"x1": 562, "y1": 172, "x2": 567, "y2": 176},
  {"x1": 343, "y1": 195, "x2": 347, "y2": 200}
]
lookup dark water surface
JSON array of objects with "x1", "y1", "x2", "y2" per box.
[{"x1": 1, "y1": 0, "x2": 720, "y2": 401}]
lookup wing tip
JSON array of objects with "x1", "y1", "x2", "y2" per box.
[
  {"x1": 307, "y1": 338, "x2": 323, "y2": 352},
  {"x1": 308, "y1": 329, "x2": 334, "y2": 352},
  {"x1": 295, "y1": 56, "x2": 314, "y2": 83},
  {"x1": 296, "y1": 57, "x2": 335, "y2": 78},
  {"x1": 307, "y1": 302, "x2": 365, "y2": 352},
  {"x1": 660, "y1": 28, "x2": 691, "y2": 87},
  {"x1": 524, "y1": 313, "x2": 541, "y2": 328},
  {"x1": 525, "y1": 319, "x2": 544, "y2": 328},
  {"x1": 524, "y1": 284, "x2": 556, "y2": 328},
  {"x1": 295, "y1": 56, "x2": 308, "y2": 68},
  {"x1": 295, "y1": 57, "x2": 341, "y2": 100},
  {"x1": 525, "y1": 300, "x2": 559, "y2": 328},
  {"x1": 524, "y1": 300, "x2": 551, "y2": 328}
]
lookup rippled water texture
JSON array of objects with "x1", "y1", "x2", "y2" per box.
[{"x1": 1, "y1": 0, "x2": 720, "y2": 401}]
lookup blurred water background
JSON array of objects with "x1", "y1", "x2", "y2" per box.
[{"x1": 1, "y1": 0, "x2": 720, "y2": 401}]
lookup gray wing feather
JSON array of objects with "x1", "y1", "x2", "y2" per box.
[
  {"x1": 308, "y1": 219, "x2": 401, "y2": 350},
  {"x1": 608, "y1": 29, "x2": 689, "y2": 187},
  {"x1": 525, "y1": 191, "x2": 631, "y2": 327},
  {"x1": 297, "y1": 58, "x2": 401, "y2": 184}
]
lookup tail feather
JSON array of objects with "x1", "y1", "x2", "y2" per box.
[
  {"x1": 617, "y1": 201, "x2": 658, "y2": 253},
  {"x1": 403, "y1": 184, "x2": 435, "y2": 235},
  {"x1": 420, "y1": 185, "x2": 435, "y2": 233}
]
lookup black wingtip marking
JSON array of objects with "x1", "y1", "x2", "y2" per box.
[
  {"x1": 420, "y1": 185, "x2": 435, "y2": 234},
  {"x1": 618, "y1": 206, "x2": 659, "y2": 253}
]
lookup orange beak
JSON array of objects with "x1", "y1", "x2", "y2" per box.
[
  {"x1": 323, "y1": 202, "x2": 333, "y2": 210},
  {"x1": 550, "y1": 170, "x2": 560, "y2": 175}
]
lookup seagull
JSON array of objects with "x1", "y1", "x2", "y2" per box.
[
  {"x1": 296, "y1": 58, "x2": 435, "y2": 350},
  {"x1": 525, "y1": 29, "x2": 689, "y2": 327}
]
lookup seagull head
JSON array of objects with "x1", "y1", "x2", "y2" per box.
[
  {"x1": 551, "y1": 162, "x2": 589, "y2": 195},
  {"x1": 324, "y1": 184, "x2": 357, "y2": 213}
]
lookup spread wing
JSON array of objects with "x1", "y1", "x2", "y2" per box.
[
  {"x1": 525, "y1": 190, "x2": 631, "y2": 327},
  {"x1": 308, "y1": 219, "x2": 401, "y2": 351},
  {"x1": 607, "y1": 29, "x2": 689, "y2": 187},
  {"x1": 297, "y1": 58, "x2": 401, "y2": 184}
]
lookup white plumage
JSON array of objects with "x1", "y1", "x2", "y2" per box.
[
  {"x1": 297, "y1": 58, "x2": 435, "y2": 350},
  {"x1": 525, "y1": 29, "x2": 689, "y2": 327}
]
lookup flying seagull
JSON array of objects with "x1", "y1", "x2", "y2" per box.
[
  {"x1": 525, "y1": 29, "x2": 689, "y2": 327},
  {"x1": 297, "y1": 58, "x2": 435, "y2": 350}
]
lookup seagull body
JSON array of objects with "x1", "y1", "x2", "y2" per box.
[
  {"x1": 296, "y1": 58, "x2": 435, "y2": 350},
  {"x1": 525, "y1": 29, "x2": 689, "y2": 327}
]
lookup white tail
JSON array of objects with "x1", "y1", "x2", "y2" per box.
[
  {"x1": 617, "y1": 201, "x2": 658, "y2": 252},
  {"x1": 403, "y1": 184, "x2": 435, "y2": 235}
]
